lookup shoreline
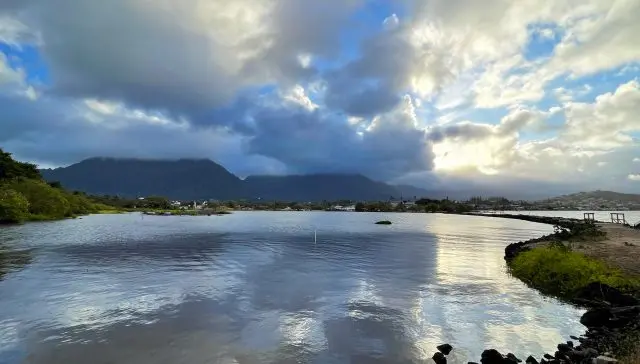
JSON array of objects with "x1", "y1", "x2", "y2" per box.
[{"x1": 461, "y1": 213, "x2": 640, "y2": 364}]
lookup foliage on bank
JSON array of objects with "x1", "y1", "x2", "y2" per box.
[
  {"x1": 0, "y1": 148, "x2": 115, "y2": 224},
  {"x1": 509, "y1": 245, "x2": 640, "y2": 299},
  {"x1": 506, "y1": 218, "x2": 638, "y2": 299}
]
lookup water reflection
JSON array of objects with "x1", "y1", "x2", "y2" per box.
[
  {"x1": 0, "y1": 242, "x2": 32, "y2": 280},
  {"x1": 0, "y1": 212, "x2": 584, "y2": 364}
]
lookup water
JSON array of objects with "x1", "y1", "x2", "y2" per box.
[{"x1": 0, "y1": 212, "x2": 585, "y2": 364}]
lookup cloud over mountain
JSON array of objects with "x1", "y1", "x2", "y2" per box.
[{"x1": 1, "y1": 0, "x2": 639, "y2": 192}]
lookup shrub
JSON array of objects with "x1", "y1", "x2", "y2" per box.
[
  {"x1": 6, "y1": 179, "x2": 70, "y2": 219},
  {"x1": 509, "y1": 245, "x2": 640, "y2": 298},
  {"x1": 0, "y1": 188, "x2": 30, "y2": 223},
  {"x1": 64, "y1": 192, "x2": 99, "y2": 215}
]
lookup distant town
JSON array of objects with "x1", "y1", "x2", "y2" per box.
[{"x1": 121, "y1": 190, "x2": 640, "y2": 213}]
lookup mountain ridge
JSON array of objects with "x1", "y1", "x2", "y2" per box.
[{"x1": 40, "y1": 157, "x2": 431, "y2": 201}]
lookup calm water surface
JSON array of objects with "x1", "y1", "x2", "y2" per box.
[{"x1": 0, "y1": 212, "x2": 584, "y2": 364}]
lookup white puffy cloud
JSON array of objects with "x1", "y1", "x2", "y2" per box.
[
  {"x1": 427, "y1": 80, "x2": 640, "y2": 190},
  {"x1": 629, "y1": 174, "x2": 640, "y2": 181},
  {"x1": 561, "y1": 80, "x2": 640, "y2": 149},
  {"x1": 1, "y1": 0, "x2": 640, "y2": 194}
]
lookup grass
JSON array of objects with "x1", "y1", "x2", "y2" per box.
[{"x1": 509, "y1": 245, "x2": 640, "y2": 299}]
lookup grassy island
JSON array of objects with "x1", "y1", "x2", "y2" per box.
[{"x1": 375, "y1": 220, "x2": 392, "y2": 225}]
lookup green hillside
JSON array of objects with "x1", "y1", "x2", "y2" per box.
[{"x1": 0, "y1": 149, "x2": 113, "y2": 223}]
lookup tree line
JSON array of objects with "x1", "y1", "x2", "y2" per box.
[{"x1": 0, "y1": 149, "x2": 116, "y2": 223}]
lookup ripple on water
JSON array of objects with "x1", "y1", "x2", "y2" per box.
[{"x1": 0, "y1": 212, "x2": 584, "y2": 364}]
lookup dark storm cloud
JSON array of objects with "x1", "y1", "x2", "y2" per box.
[
  {"x1": 324, "y1": 26, "x2": 411, "y2": 117},
  {"x1": 0, "y1": 0, "x2": 438, "y2": 180},
  {"x1": 4, "y1": 0, "x2": 360, "y2": 123},
  {"x1": 239, "y1": 95, "x2": 435, "y2": 179},
  {"x1": 427, "y1": 122, "x2": 493, "y2": 143}
]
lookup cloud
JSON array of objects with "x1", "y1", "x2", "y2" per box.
[
  {"x1": 243, "y1": 91, "x2": 434, "y2": 179},
  {"x1": 425, "y1": 79, "x2": 640, "y2": 189},
  {"x1": 629, "y1": 174, "x2": 640, "y2": 182},
  {"x1": 561, "y1": 80, "x2": 640, "y2": 149},
  {"x1": 1, "y1": 0, "x2": 640, "y2": 195},
  {"x1": 634, "y1": 158, "x2": 640, "y2": 163},
  {"x1": 3, "y1": 0, "x2": 359, "y2": 121}
]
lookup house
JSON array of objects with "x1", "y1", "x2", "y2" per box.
[{"x1": 333, "y1": 205, "x2": 356, "y2": 211}]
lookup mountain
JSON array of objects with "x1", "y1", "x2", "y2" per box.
[
  {"x1": 543, "y1": 190, "x2": 640, "y2": 205},
  {"x1": 546, "y1": 190, "x2": 640, "y2": 203},
  {"x1": 245, "y1": 174, "x2": 402, "y2": 201},
  {"x1": 40, "y1": 158, "x2": 245, "y2": 200},
  {"x1": 41, "y1": 157, "x2": 431, "y2": 201}
]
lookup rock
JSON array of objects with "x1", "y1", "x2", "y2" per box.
[
  {"x1": 584, "y1": 348, "x2": 599, "y2": 358},
  {"x1": 580, "y1": 308, "x2": 613, "y2": 328},
  {"x1": 554, "y1": 351, "x2": 570, "y2": 362},
  {"x1": 506, "y1": 353, "x2": 522, "y2": 363},
  {"x1": 468, "y1": 362, "x2": 479, "y2": 364},
  {"x1": 525, "y1": 356, "x2": 539, "y2": 364},
  {"x1": 570, "y1": 336, "x2": 579, "y2": 340},
  {"x1": 543, "y1": 354, "x2": 554, "y2": 360},
  {"x1": 592, "y1": 356, "x2": 617, "y2": 364},
  {"x1": 575, "y1": 282, "x2": 639, "y2": 307},
  {"x1": 569, "y1": 348, "x2": 599, "y2": 361},
  {"x1": 558, "y1": 343, "x2": 572, "y2": 353},
  {"x1": 375, "y1": 220, "x2": 392, "y2": 225},
  {"x1": 566, "y1": 341, "x2": 573, "y2": 348},
  {"x1": 433, "y1": 352, "x2": 447, "y2": 364},
  {"x1": 481, "y1": 349, "x2": 505, "y2": 364},
  {"x1": 437, "y1": 344, "x2": 453, "y2": 355}
]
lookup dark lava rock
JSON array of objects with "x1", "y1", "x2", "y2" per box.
[
  {"x1": 566, "y1": 341, "x2": 573, "y2": 348},
  {"x1": 525, "y1": 355, "x2": 539, "y2": 364},
  {"x1": 437, "y1": 344, "x2": 453, "y2": 355},
  {"x1": 506, "y1": 353, "x2": 522, "y2": 363},
  {"x1": 569, "y1": 347, "x2": 599, "y2": 361},
  {"x1": 580, "y1": 308, "x2": 613, "y2": 328},
  {"x1": 543, "y1": 354, "x2": 554, "y2": 360},
  {"x1": 375, "y1": 220, "x2": 392, "y2": 225},
  {"x1": 481, "y1": 349, "x2": 504, "y2": 364},
  {"x1": 433, "y1": 351, "x2": 447, "y2": 364},
  {"x1": 468, "y1": 362, "x2": 479, "y2": 364},
  {"x1": 575, "y1": 282, "x2": 639, "y2": 307},
  {"x1": 570, "y1": 336, "x2": 579, "y2": 340},
  {"x1": 557, "y1": 343, "x2": 572, "y2": 353},
  {"x1": 554, "y1": 351, "x2": 566, "y2": 360}
]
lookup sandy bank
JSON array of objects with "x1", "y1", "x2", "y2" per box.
[{"x1": 574, "y1": 224, "x2": 640, "y2": 278}]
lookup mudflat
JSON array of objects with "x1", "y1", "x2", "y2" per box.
[{"x1": 572, "y1": 224, "x2": 640, "y2": 277}]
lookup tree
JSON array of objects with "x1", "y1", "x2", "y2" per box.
[
  {"x1": 0, "y1": 188, "x2": 30, "y2": 223},
  {"x1": 48, "y1": 181, "x2": 63, "y2": 189},
  {"x1": 355, "y1": 202, "x2": 366, "y2": 212},
  {"x1": 139, "y1": 196, "x2": 171, "y2": 209},
  {"x1": 6, "y1": 179, "x2": 70, "y2": 218},
  {"x1": 0, "y1": 149, "x2": 40, "y2": 180}
]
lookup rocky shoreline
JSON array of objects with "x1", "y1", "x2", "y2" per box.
[{"x1": 442, "y1": 213, "x2": 640, "y2": 364}]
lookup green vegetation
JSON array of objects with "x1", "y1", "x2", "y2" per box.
[
  {"x1": 0, "y1": 148, "x2": 116, "y2": 224},
  {"x1": 0, "y1": 189, "x2": 30, "y2": 223},
  {"x1": 509, "y1": 245, "x2": 640, "y2": 299}
]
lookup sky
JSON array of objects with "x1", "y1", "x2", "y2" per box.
[{"x1": 0, "y1": 0, "x2": 639, "y2": 195}]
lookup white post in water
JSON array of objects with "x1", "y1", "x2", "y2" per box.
[{"x1": 314, "y1": 229, "x2": 317, "y2": 244}]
